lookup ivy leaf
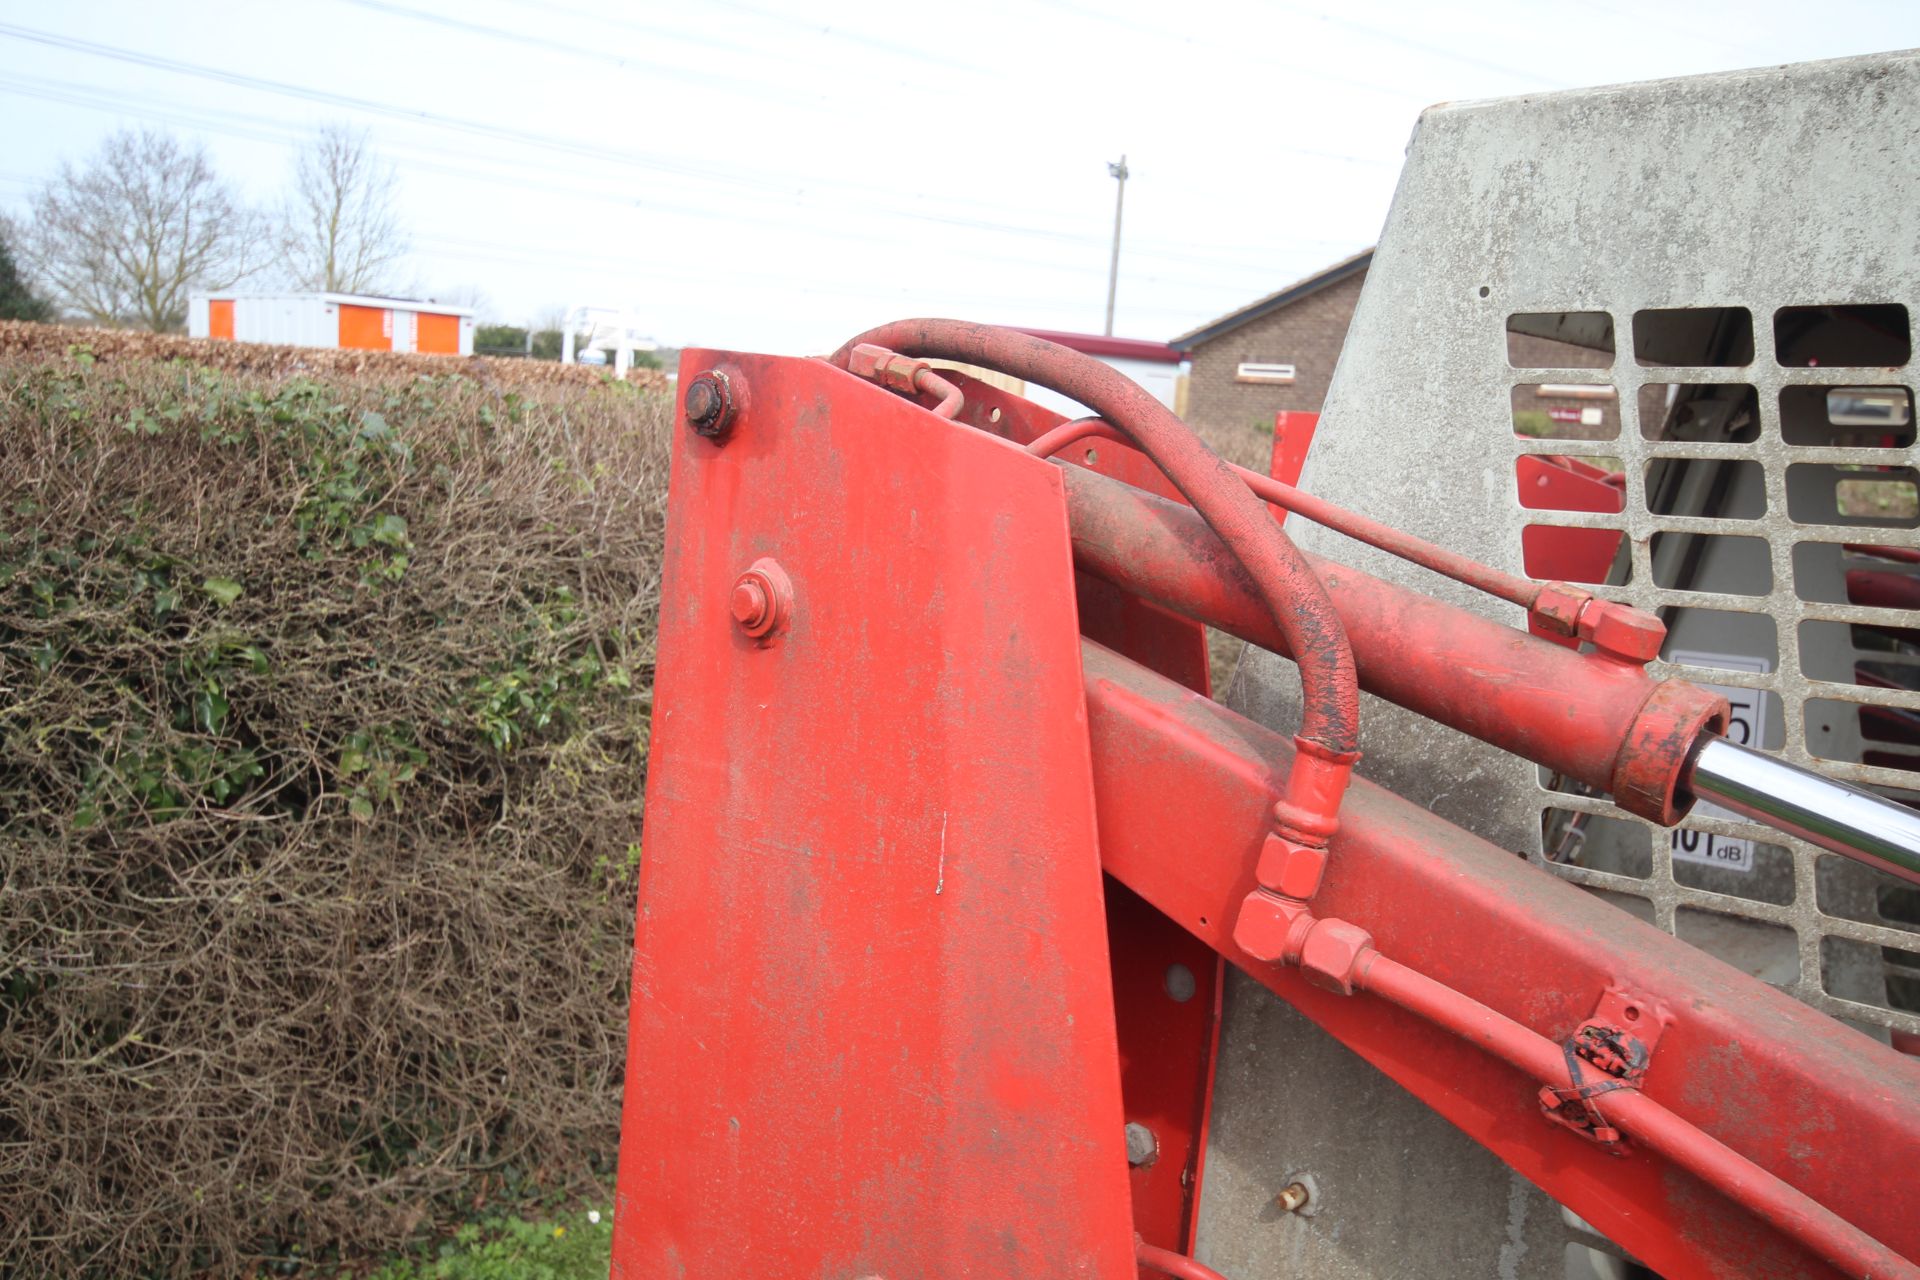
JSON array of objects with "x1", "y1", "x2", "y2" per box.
[
  {"x1": 348, "y1": 792, "x2": 375, "y2": 822},
  {"x1": 203, "y1": 577, "x2": 244, "y2": 606},
  {"x1": 370, "y1": 514, "x2": 409, "y2": 547},
  {"x1": 193, "y1": 690, "x2": 230, "y2": 734}
]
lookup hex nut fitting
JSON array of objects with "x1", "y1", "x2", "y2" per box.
[
  {"x1": 1232, "y1": 888, "x2": 1314, "y2": 965},
  {"x1": 1298, "y1": 918, "x2": 1376, "y2": 996},
  {"x1": 730, "y1": 558, "x2": 792, "y2": 641},
  {"x1": 685, "y1": 369, "x2": 735, "y2": 438},
  {"x1": 1255, "y1": 832, "x2": 1329, "y2": 901}
]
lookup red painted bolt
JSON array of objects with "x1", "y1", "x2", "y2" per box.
[
  {"x1": 731, "y1": 579, "x2": 770, "y2": 630},
  {"x1": 730, "y1": 558, "x2": 792, "y2": 641}
]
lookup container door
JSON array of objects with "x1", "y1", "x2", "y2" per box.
[
  {"x1": 339, "y1": 304, "x2": 391, "y2": 352},
  {"x1": 416, "y1": 312, "x2": 460, "y2": 355},
  {"x1": 208, "y1": 299, "x2": 235, "y2": 341}
]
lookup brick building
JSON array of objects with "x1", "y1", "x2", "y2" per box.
[
  {"x1": 1175, "y1": 251, "x2": 1627, "y2": 447},
  {"x1": 1171, "y1": 249, "x2": 1371, "y2": 436}
]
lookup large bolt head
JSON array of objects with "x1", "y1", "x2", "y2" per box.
[
  {"x1": 1298, "y1": 918, "x2": 1375, "y2": 996},
  {"x1": 684, "y1": 370, "x2": 734, "y2": 437},
  {"x1": 729, "y1": 558, "x2": 792, "y2": 641},
  {"x1": 730, "y1": 580, "x2": 770, "y2": 630}
]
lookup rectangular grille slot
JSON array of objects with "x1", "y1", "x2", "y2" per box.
[
  {"x1": 1774, "y1": 303, "x2": 1911, "y2": 368},
  {"x1": 1633, "y1": 306, "x2": 1755, "y2": 367}
]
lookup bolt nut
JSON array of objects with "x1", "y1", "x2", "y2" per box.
[
  {"x1": 1231, "y1": 889, "x2": 1313, "y2": 965},
  {"x1": 729, "y1": 558, "x2": 792, "y2": 641},
  {"x1": 1124, "y1": 1121, "x2": 1158, "y2": 1168},
  {"x1": 1298, "y1": 918, "x2": 1376, "y2": 996},
  {"x1": 1255, "y1": 832, "x2": 1328, "y2": 900},
  {"x1": 685, "y1": 369, "x2": 735, "y2": 438}
]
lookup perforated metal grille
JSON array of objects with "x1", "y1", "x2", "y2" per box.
[{"x1": 1512, "y1": 310, "x2": 1920, "y2": 1037}]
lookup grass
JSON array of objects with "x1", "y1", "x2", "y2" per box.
[{"x1": 361, "y1": 1208, "x2": 612, "y2": 1280}]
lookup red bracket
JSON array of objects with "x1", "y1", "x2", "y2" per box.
[{"x1": 1539, "y1": 988, "x2": 1667, "y2": 1155}]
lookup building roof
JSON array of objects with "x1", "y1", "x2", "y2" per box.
[
  {"x1": 1009, "y1": 327, "x2": 1186, "y2": 365},
  {"x1": 1169, "y1": 248, "x2": 1373, "y2": 351}
]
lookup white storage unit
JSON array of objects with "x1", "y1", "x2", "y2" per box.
[{"x1": 187, "y1": 292, "x2": 477, "y2": 357}]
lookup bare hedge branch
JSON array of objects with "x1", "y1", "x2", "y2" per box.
[{"x1": 0, "y1": 342, "x2": 672, "y2": 1277}]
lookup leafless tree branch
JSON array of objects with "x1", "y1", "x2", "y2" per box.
[
  {"x1": 14, "y1": 129, "x2": 267, "y2": 332},
  {"x1": 280, "y1": 124, "x2": 410, "y2": 295}
]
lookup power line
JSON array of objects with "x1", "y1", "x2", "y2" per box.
[
  {"x1": 0, "y1": 19, "x2": 1394, "y2": 231},
  {"x1": 0, "y1": 65, "x2": 1367, "y2": 281},
  {"x1": 0, "y1": 19, "x2": 1382, "y2": 331},
  {"x1": 0, "y1": 72, "x2": 1331, "y2": 291},
  {"x1": 495, "y1": 0, "x2": 990, "y2": 76},
  {"x1": 1265, "y1": 1, "x2": 1571, "y2": 89},
  {"x1": 0, "y1": 21, "x2": 795, "y2": 197},
  {"x1": 332, "y1": 0, "x2": 822, "y2": 111}
]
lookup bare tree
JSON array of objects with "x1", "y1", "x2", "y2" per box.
[
  {"x1": 16, "y1": 129, "x2": 266, "y2": 332},
  {"x1": 281, "y1": 125, "x2": 409, "y2": 294}
]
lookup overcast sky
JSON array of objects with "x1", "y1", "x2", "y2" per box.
[{"x1": 3, "y1": 1, "x2": 1916, "y2": 354}]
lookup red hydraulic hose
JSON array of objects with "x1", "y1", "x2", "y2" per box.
[
  {"x1": 1137, "y1": 1239, "x2": 1234, "y2": 1280},
  {"x1": 831, "y1": 320, "x2": 1360, "y2": 762},
  {"x1": 914, "y1": 366, "x2": 964, "y2": 419},
  {"x1": 1355, "y1": 953, "x2": 1920, "y2": 1280}
]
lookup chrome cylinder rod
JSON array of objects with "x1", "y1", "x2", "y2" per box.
[{"x1": 1686, "y1": 735, "x2": 1920, "y2": 888}]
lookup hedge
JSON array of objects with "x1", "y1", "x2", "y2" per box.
[{"x1": 0, "y1": 347, "x2": 671, "y2": 1277}]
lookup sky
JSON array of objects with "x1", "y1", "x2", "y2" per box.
[{"x1": 2, "y1": 1, "x2": 1917, "y2": 355}]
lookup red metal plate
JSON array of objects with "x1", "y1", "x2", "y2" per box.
[
  {"x1": 1105, "y1": 877, "x2": 1222, "y2": 1257},
  {"x1": 613, "y1": 353, "x2": 1136, "y2": 1278},
  {"x1": 947, "y1": 369, "x2": 1224, "y2": 1260}
]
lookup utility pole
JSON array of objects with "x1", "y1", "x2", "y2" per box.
[{"x1": 1104, "y1": 155, "x2": 1128, "y2": 336}]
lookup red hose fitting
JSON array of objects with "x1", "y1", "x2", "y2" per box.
[
  {"x1": 1230, "y1": 890, "x2": 1378, "y2": 998},
  {"x1": 1255, "y1": 833, "x2": 1330, "y2": 900},
  {"x1": 843, "y1": 342, "x2": 964, "y2": 419},
  {"x1": 1233, "y1": 888, "x2": 1317, "y2": 964},
  {"x1": 1273, "y1": 735, "x2": 1359, "y2": 848}
]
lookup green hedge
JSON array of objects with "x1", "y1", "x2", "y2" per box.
[{"x1": 0, "y1": 352, "x2": 671, "y2": 1277}]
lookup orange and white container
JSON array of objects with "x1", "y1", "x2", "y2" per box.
[{"x1": 188, "y1": 292, "x2": 476, "y2": 356}]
